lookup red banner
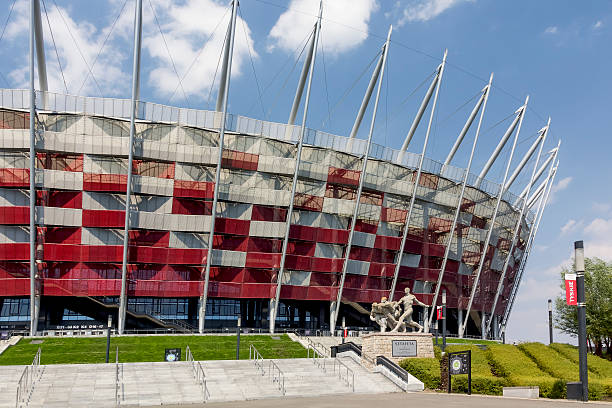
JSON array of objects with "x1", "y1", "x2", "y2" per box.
[
  {"x1": 565, "y1": 273, "x2": 577, "y2": 305},
  {"x1": 343, "y1": 328, "x2": 348, "y2": 338},
  {"x1": 437, "y1": 306, "x2": 444, "y2": 320}
]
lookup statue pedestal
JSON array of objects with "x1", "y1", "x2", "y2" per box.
[{"x1": 361, "y1": 332, "x2": 434, "y2": 368}]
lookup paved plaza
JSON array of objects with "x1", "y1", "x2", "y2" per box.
[{"x1": 160, "y1": 392, "x2": 610, "y2": 408}]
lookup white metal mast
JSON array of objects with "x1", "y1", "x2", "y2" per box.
[
  {"x1": 199, "y1": 0, "x2": 238, "y2": 333},
  {"x1": 270, "y1": 1, "x2": 323, "y2": 334},
  {"x1": 459, "y1": 96, "x2": 528, "y2": 338},
  {"x1": 388, "y1": 50, "x2": 447, "y2": 301},
  {"x1": 118, "y1": 0, "x2": 143, "y2": 335},
  {"x1": 331, "y1": 26, "x2": 393, "y2": 332},
  {"x1": 426, "y1": 74, "x2": 493, "y2": 331}
]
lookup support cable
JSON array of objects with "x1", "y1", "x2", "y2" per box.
[
  {"x1": 319, "y1": 31, "x2": 332, "y2": 131},
  {"x1": 245, "y1": 30, "x2": 311, "y2": 116},
  {"x1": 265, "y1": 30, "x2": 313, "y2": 120},
  {"x1": 51, "y1": 0, "x2": 103, "y2": 96},
  {"x1": 385, "y1": 69, "x2": 436, "y2": 128},
  {"x1": 148, "y1": 0, "x2": 191, "y2": 107},
  {"x1": 206, "y1": 27, "x2": 227, "y2": 110},
  {"x1": 238, "y1": 5, "x2": 265, "y2": 117},
  {"x1": 168, "y1": 7, "x2": 229, "y2": 104},
  {"x1": 320, "y1": 50, "x2": 381, "y2": 129},
  {"x1": 76, "y1": 0, "x2": 128, "y2": 95},
  {"x1": 0, "y1": 0, "x2": 17, "y2": 86},
  {"x1": 41, "y1": 0, "x2": 68, "y2": 93}
]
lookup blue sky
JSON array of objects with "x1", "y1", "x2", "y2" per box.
[{"x1": 1, "y1": 0, "x2": 611, "y2": 343}]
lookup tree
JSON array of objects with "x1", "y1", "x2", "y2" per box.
[{"x1": 554, "y1": 257, "x2": 612, "y2": 358}]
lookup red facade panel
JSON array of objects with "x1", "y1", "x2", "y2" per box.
[
  {"x1": 0, "y1": 168, "x2": 29, "y2": 187},
  {"x1": 82, "y1": 209, "x2": 125, "y2": 228},
  {"x1": 0, "y1": 206, "x2": 29, "y2": 224}
]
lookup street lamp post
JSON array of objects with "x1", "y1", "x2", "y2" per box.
[
  {"x1": 105, "y1": 315, "x2": 112, "y2": 363},
  {"x1": 442, "y1": 290, "x2": 447, "y2": 352},
  {"x1": 575, "y1": 241, "x2": 588, "y2": 401},
  {"x1": 548, "y1": 299, "x2": 553, "y2": 344},
  {"x1": 236, "y1": 317, "x2": 241, "y2": 360}
]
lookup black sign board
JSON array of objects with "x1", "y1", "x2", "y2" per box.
[
  {"x1": 448, "y1": 350, "x2": 471, "y2": 394},
  {"x1": 165, "y1": 348, "x2": 181, "y2": 362}
]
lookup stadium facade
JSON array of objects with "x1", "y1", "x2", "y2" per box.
[{"x1": 0, "y1": 0, "x2": 559, "y2": 339}]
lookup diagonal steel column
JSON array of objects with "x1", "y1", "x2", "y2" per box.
[
  {"x1": 33, "y1": 0, "x2": 47, "y2": 96},
  {"x1": 426, "y1": 74, "x2": 493, "y2": 331},
  {"x1": 504, "y1": 129, "x2": 546, "y2": 192},
  {"x1": 486, "y1": 119, "x2": 550, "y2": 338},
  {"x1": 397, "y1": 69, "x2": 440, "y2": 161},
  {"x1": 519, "y1": 147, "x2": 557, "y2": 199},
  {"x1": 443, "y1": 80, "x2": 489, "y2": 169},
  {"x1": 500, "y1": 157, "x2": 559, "y2": 335},
  {"x1": 288, "y1": 22, "x2": 317, "y2": 126},
  {"x1": 199, "y1": 0, "x2": 238, "y2": 333},
  {"x1": 270, "y1": 2, "x2": 322, "y2": 334},
  {"x1": 459, "y1": 96, "x2": 528, "y2": 338},
  {"x1": 118, "y1": 0, "x2": 143, "y2": 335},
  {"x1": 29, "y1": 0, "x2": 39, "y2": 336},
  {"x1": 475, "y1": 111, "x2": 522, "y2": 188},
  {"x1": 388, "y1": 50, "x2": 447, "y2": 302},
  {"x1": 331, "y1": 26, "x2": 393, "y2": 332},
  {"x1": 349, "y1": 53, "x2": 384, "y2": 139}
]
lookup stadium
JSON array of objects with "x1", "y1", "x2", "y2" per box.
[{"x1": 0, "y1": 0, "x2": 559, "y2": 340}]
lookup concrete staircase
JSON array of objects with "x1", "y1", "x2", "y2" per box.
[
  {"x1": 4, "y1": 356, "x2": 402, "y2": 407},
  {"x1": 0, "y1": 365, "x2": 28, "y2": 408}
]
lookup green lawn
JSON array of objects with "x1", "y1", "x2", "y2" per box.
[{"x1": 0, "y1": 334, "x2": 306, "y2": 365}]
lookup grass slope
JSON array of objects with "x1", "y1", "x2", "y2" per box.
[{"x1": 0, "y1": 334, "x2": 306, "y2": 365}]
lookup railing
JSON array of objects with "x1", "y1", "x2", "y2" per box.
[
  {"x1": 268, "y1": 360, "x2": 286, "y2": 395},
  {"x1": 375, "y1": 355, "x2": 409, "y2": 384},
  {"x1": 249, "y1": 344, "x2": 265, "y2": 376},
  {"x1": 306, "y1": 344, "x2": 327, "y2": 371},
  {"x1": 330, "y1": 341, "x2": 362, "y2": 358},
  {"x1": 15, "y1": 347, "x2": 42, "y2": 408},
  {"x1": 114, "y1": 346, "x2": 123, "y2": 407},
  {"x1": 333, "y1": 358, "x2": 355, "y2": 392},
  {"x1": 186, "y1": 345, "x2": 209, "y2": 402},
  {"x1": 248, "y1": 344, "x2": 285, "y2": 395}
]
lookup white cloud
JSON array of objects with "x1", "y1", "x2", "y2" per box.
[
  {"x1": 138, "y1": 0, "x2": 256, "y2": 102},
  {"x1": 547, "y1": 176, "x2": 571, "y2": 204},
  {"x1": 268, "y1": 0, "x2": 378, "y2": 55},
  {"x1": 593, "y1": 20, "x2": 604, "y2": 30},
  {"x1": 560, "y1": 219, "x2": 582, "y2": 235},
  {"x1": 392, "y1": 0, "x2": 472, "y2": 26},
  {"x1": 6, "y1": 0, "x2": 130, "y2": 96},
  {"x1": 544, "y1": 26, "x2": 558, "y2": 35}
]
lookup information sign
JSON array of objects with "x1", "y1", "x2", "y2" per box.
[{"x1": 391, "y1": 340, "x2": 417, "y2": 357}]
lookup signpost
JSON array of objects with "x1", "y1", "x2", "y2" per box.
[{"x1": 448, "y1": 350, "x2": 471, "y2": 395}]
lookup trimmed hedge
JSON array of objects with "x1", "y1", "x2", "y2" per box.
[
  {"x1": 486, "y1": 344, "x2": 564, "y2": 398},
  {"x1": 450, "y1": 375, "x2": 507, "y2": 395},
  {"x1": 399, "y1": 357, "x2": 441, "y2": 390},
  {"x1": 518, "y1": 342, "x2": 612, "y2": 400}
]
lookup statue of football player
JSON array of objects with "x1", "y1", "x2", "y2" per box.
[
  {"x1": 392, "y1": 287, "x2": 428, "y2": 333},
  {"x1": 370, "y1": 296, "x2": 400, "y2": 332}
]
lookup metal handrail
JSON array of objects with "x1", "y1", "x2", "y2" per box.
[
  {"x1": 115, "y1": 346, "x2": 123, "y2": 407},
  {"x1": 249, "y1": 344, "x2": 265, "y2": 375},
  {"x1": 333, "y1": 358, "x2": 355, "y2": 392},
  {"x1": 375, "y1": 355, "x2": 409, "y2": 384},
  {"x1": 195, "y1": 362, "x2": 210, "y2": 401},
  {"x1": 306, "y1": 344, "x2": 326, "y2": 371},
  {"x1": 268, "y1": 360, "x2": 286, "y2": 395},
  {"x1": 15, "y1": 347, "x2": 41, "y2": 408}
]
